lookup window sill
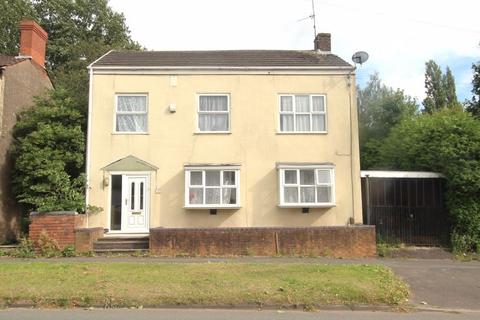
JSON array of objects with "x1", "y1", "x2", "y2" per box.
[
  {"x1": 184, "y1": 206, "x2": 241, "y2": 210},
  {"x1": 194, "y1": 132, "x2": 232, "y2": 135},
  {"x1": 278, "y1": 203, "x2": 335, "y2": 208},
  {"x1": 111, "y1": 132, "x2": 149, "y2": 135},
  {"x1": 276, "y1": 132, "x2": 327, "y2": 135}
]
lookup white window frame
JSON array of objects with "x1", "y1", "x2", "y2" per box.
[
  {"x1": 184, "y1": 166, "x2": 240, "y2": 209},
  {"x1": 196, "y1": 94, "x2": 231, "y2": 133},
  {"x1": 114, "y1": 93, "x2": 148, "y2": 134},
  {"x1": 278, "y1": 164, "x2": 335, "y2": 208},
  {"x1": 278, "y1": 94, "x2": 327, "y2": 133}
]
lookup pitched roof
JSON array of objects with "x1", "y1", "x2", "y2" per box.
[
  {"x1": 90, "y1": 50, "x2": 352, "y2": 68},
  {"x1": 0, "y1": 54, "x2": 27, "y2": 67}
]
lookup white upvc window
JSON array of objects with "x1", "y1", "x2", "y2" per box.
[
  {"x1": 279, "y1": 94, "x2": 327, "y2": 133},
  {"x1": 185, "y1": 166, "x2": 240, "y2": 208},
  {"x1": 278, "y1": 165, "x2": 335, "y2": 207},
  {"x1": 115, "y1": 94, "x2": 148, "y2": 133},
  {"x1": 197, "y1": 94, "x2": 230, "y2": 132}
]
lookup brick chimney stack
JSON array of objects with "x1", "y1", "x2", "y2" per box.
[
  {"x1": 19, "y1": 20, "x2": 48, "y2": 68},
  {"x1": 314, "y1": 33, "x2": 331, "y2": 53}
]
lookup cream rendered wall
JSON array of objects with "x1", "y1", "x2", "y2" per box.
[{"x1": 87, "y1": 72, "x2": 362, "y2": 229}]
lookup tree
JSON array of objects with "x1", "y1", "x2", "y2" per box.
[
  {"x1": 0, "y1": 0, "x2": 36, "y2": 55},
  {"x1": 0, "y1": 0, "x2": 141, "y2": 116},
  {"x1": 379, "y1": 109, "x2": 480, "y2": 253},
  {"x1": 466, "y1": 62, "x2": 480, "y2": 117},
  {"x1": 423, "y1": 60, "x2": 460, "y2": 113},
  {"x1": 12, "y1": 90, "x2": 86, "y2": 212},
  {"x1": 357, "y1": 73, "x2": 418, "y2": 169},
  {"x1": 1, "y1": 0, "x2": 142, "y2": 214},
  {"x1": 33, "y1": 0, "x2": 141, "y2": 116}
]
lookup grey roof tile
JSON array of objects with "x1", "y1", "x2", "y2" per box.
[{"x1": 91, "y1": 50, "x2": 352, "y2": 68}]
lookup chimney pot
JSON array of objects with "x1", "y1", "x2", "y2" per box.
[
  {"x1": 314, "y1": 33, "x2": 331, "y2": 53},
  {"x1": 19, "y1": 20, "x2": 48, "y2": 68}
]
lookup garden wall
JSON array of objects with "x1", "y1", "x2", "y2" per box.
[
  {"x1": 29, "y1": 212, "x2": 85, "y2": 249},
  {"x1": 150, "y1": 226, "x2": 376, "y2": 258}
]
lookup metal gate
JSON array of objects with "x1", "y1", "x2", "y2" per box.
[{"x1": 361, "y1": 171, "x2": 449, "y2": 246}]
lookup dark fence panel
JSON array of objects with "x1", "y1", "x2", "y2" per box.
[{"x1": 361, "y1": 177, "x2": 449, "y2": 246}]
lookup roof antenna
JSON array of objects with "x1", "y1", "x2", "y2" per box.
[{"x1": 298, "y1": 0, "x2": 317, "y2": 38}]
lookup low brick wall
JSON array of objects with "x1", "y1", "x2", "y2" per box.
[
  {"x1": 74, "y1": 227, "x2": 104, "y2": 253},
  {"x1": 150, "y1": 226, "x2": 376, "y2": 258},
  {"x1": 29, "y1": 212, "x2": 86, "y2": 250}
]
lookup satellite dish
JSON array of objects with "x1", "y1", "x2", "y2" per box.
[{"x1": 351, "y1": 51, "x2": 369, "y2": 65}]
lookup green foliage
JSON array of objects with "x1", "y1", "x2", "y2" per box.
[
  {"x1": 0, "y1": 0, "x2": 36, "y2": 54},
  {"x1": 423, "y1": 60, "x2": 461, "y2": 113},
  {"x1": 357, "y1": 73, "x2": 418, "y2": 169},
  {"x1": 12, "y1": 89, "x2": 86, "y2": 213},
  {"x1": 38, "y1": 232, "x2": 60, "y2": 257},
  {"x1": 32, "y1": 0, "x2": 142, "y2": 117},
  {"x1": 379, "y1": 109, "x2": 480, "y2": 252},
  {"x1": 466, "y1": 62, "x2": 480, "y2": 117},
  {"x1": 10, "y1": 237, "x2": 36, "y2": 258}
]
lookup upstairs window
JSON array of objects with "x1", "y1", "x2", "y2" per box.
[
  {"x1": 185, "y1": 166, "x2": 240, "y2": 208},
  {"x1": 278, "y1": 164, "x2": 335, "y2": 207},
  {"x1": 197, "y1": 94, "x2": 230, "y2": 132},
  {"x1": 279, "y1": 94, "x2": 326, "y2": 133},
  {"x1": 115, "y1": 94, "x2": 148, "y2": 133}
]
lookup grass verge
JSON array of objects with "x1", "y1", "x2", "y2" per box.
[{"x1": 0, "y1": 262, "x2": 409, "y2": 309}]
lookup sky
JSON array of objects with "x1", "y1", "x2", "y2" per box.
[{"x1": 109, "y1": 0, "x2": 480, "y2": 103}]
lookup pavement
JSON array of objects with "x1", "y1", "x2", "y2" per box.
[{"x1": 1, "y1": 308, "x2": 480, "y2": 320}]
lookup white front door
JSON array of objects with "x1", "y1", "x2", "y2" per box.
[{"x1": 121, "y1": 175, "x2": 149, "y2": 233}]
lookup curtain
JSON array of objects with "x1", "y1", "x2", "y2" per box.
[
  {"x1": 295, "y1": 95, "x2": 310, "y2": 112},
  {"x1": 117, "y1": 96, "x2": 147, "y2": 132},
  {"x1": 316, "y1": 186, "x2": 331, "y2": 202},
  {"x1": 222, "y1": 188, "x2": 236, "y2": 204},
  {"x1": 205, "y1": 188, "x2": 221, "y2": 204},
  {"x1": 300, "y1": 170, "x2": 315, "y2": 185},
  {"x1": 223, "y1": 171, "x2": 235, "y2": 185},
  {"x1": 312, "y1": 96, "x2": 325, "y2": 112},
  {"x1": 280, "y1": 115, "x2": 294, "y2": 131},
  {"x1": 189, "y1": 188, "x2": 203, "y2": 204},
  {"x1": 312, "y1": 114, "x2": 325, "y2": 131},
  {"x1": 300, "y1": 187, "x2": 315, "y2": 203},
  {"x1": 199, "y1": 96, "x2": 228, "y2": 111},
  {"x1": 199, "y1": 96, "x2": 229, "y2": 131},
  {"x1": 295, "y1": 114, "x2": 310, "y2": 131},
  {"x1": 199, "y1": 114, "x2": 228, "y2": 131},
  {"x1": 190, "y1": 171, "x2": 203, "y2": 185},
  {"x1": 284, "y1": 170, "x2": 297, "y2": 184},
  {"x1": 316, "y1": 170, "x2": 331, "y2": 184},
  {"x1": 284, "y1": 187, "x2": 298, "y2": 203},
  {"x1": 280, "y1": 96, "x2": 293, "y2": 111},
  {"x1": 116, "y1": 114, "x2": 147, "y2": 132},
  {"x1": 206, "y1": 171, "x2": 220, "y2": 186}
]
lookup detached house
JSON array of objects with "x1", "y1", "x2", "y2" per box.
[
  {"x1": 0, "y1": 21, "x2": 52, "y2": 242},
  {"x1": 87, "y1": 32, "x2": 362, "y2": 230},
  {"x1": 80, "y1": 33, "x2": 373, "y2": 256}
]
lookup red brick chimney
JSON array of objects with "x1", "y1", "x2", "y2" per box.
[
  {"x1": 19, "y1": 20, "x2": 48, "y2": 68},
  {"x1": 314, "y1": 33, "x2": 331, "y2": 53}
]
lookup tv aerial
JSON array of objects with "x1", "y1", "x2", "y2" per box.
[
  {"x1": 298, "y1": 0, "x2": 317, "y2": 39},
  {"x1": 351, "y1": 51, "x2": 369, "y2": 66}
]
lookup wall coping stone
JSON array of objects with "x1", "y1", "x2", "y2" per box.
[
  {"x1": 30, "y1": 211, "x2": 79, "y2": 216},
  {"x1": 150, "y1": 225, "x2": 375, "y2": 232}
]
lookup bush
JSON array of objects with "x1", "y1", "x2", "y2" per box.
[
  {"x1": 379, "y1": 109, "x2": 480, "y2": 253},
  {"x1": 11, "y1": 89, "x2": 86, "y2": 213},
  {"x1": 10, "y1": 237, "x2": 36, "y2": 258}
]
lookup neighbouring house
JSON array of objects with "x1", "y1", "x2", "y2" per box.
[
  {"x1": 37, "y1": 32, "x2": 373, "y2": 256},
  {"x1": 0, "y1": 20, "x2": 52, "y2": 243}
]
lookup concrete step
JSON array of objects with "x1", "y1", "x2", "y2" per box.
[
  {"x1": 93, "y1": 249, "x2": 150, "y2": 255},
  {"x1": 93, "y1": 236, "x2": 149, "y2": 252}
]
